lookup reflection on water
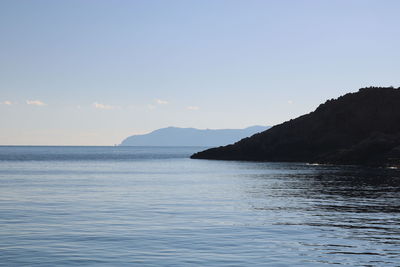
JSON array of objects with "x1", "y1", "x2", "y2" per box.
[
  {"x1": 243, "y1": 163, "x2": 400, "y2": 265},
  {"x1": 0, "y1": 147, "x2": 399, "y2": 266}
]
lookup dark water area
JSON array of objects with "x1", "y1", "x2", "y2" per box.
[
  {"x1": 0, "y1": 146, "x2": 197, "y2": 161},
  {"x1": 0, "y1": 146, "x2": 399, "y2": 266}
]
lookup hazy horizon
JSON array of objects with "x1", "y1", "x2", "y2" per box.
[
  {"x1": 1, "y1": 0, "x2": 399, "y2": 145},
  {"x1": 0, "y1": 125, "x2": 270, "y2": 146}
]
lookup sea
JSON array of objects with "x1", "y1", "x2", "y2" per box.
[{"x1": 0, "y1": 146, "x2": 399, "y2": 266}]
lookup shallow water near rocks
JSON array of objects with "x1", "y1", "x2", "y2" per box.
[{"x1": 0, "y1": 146, "x2": 399, "y2": 266}]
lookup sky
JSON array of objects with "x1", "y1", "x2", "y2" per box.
[{"x1": 1, "y1": 0, "x2": 399, "y2": 145}]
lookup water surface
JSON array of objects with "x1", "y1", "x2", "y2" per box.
[{"x1": 0, "y1": 146, "x2": 399, "y2": 266}]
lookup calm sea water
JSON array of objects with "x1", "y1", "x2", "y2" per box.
[{"x1": 0, "y1": 146, "x2": 399, "y2": 266}]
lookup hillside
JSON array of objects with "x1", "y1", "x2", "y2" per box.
[
  {"x1": 120, "y1": 126, "x2": 269, "y2": 147},
  {"x1": 191, "y1": 87, "x2": 400, "y2": 167}
]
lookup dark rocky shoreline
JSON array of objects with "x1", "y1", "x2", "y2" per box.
[{"x1": 191, "y1": 87, "x2": 400, "y2": 167}]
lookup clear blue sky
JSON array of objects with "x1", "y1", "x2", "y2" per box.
[{"x1": 1, "y1": 0, "x2": 399, "y2": 145}]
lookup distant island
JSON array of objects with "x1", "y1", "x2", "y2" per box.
[
  {"x1": 120, "y1": 126, "x2": 270, "y2": 147},
  {"x1": 191, "y1": 87, "x2": 400, "y2": 167}
]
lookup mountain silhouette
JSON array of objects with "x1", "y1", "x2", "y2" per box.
[
  {"x1": 191, "y1": 87, "x2": 400, "y2": 167},
  {"x1": 120, "y1": 126, "x2": 269, "y2": 147}
]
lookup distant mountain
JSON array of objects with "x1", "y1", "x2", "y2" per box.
[
  {"x1": 120, "y1": 126, "x2": 269, "y2": 147},
  {"x1": 192, "y1": 87, "x2": 400, "y2": 167}
]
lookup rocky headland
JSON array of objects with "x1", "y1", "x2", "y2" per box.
[{"x1": 191, "y1": 87, "x2": 400, "y2": 167}]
